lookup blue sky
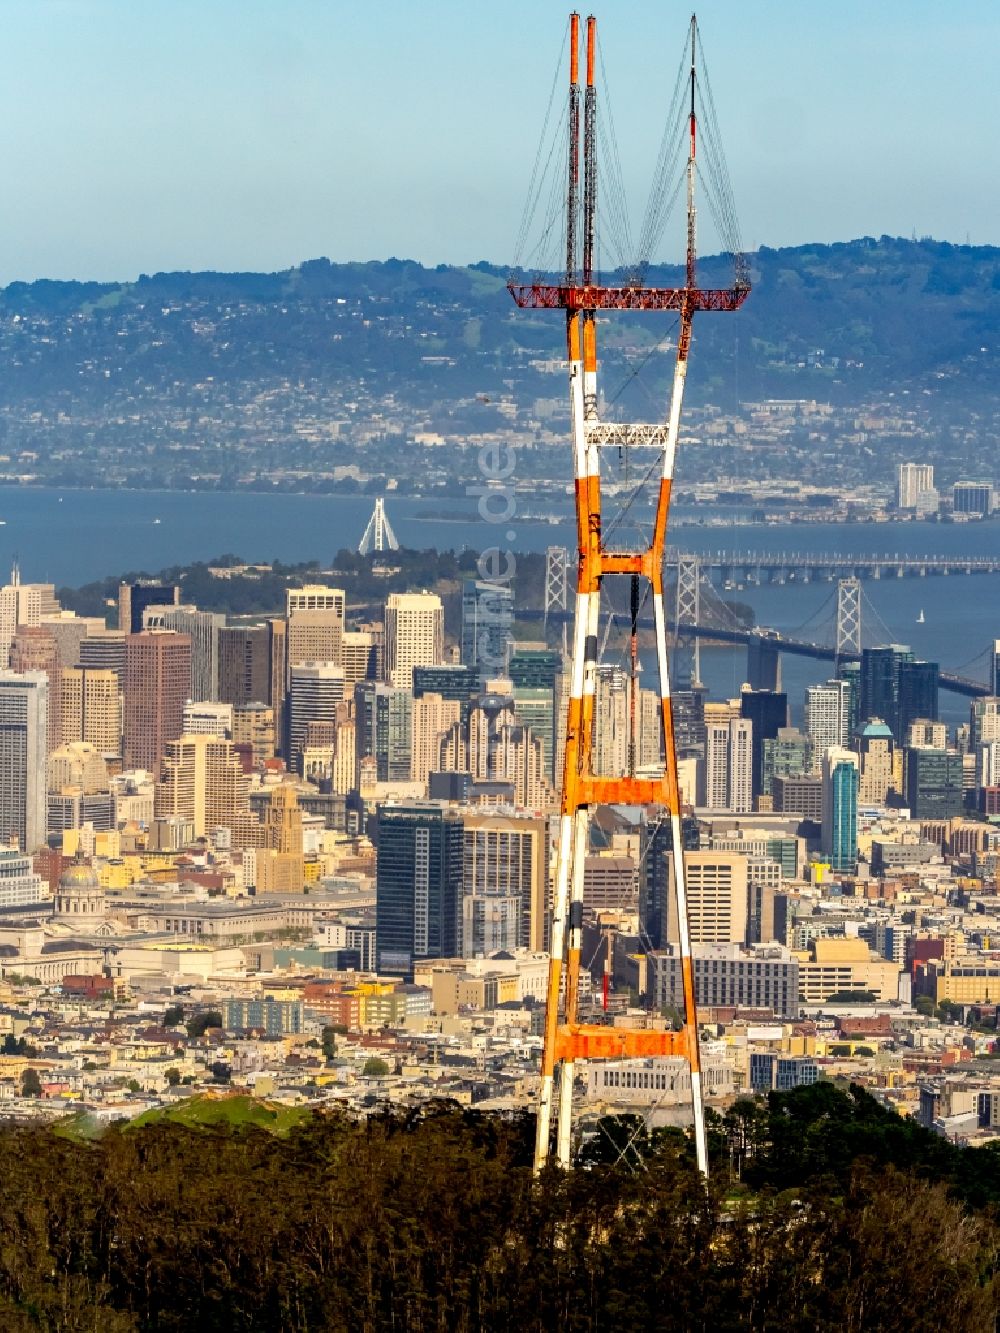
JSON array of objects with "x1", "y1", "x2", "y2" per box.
[{"x1": 0, "y1": 0, "x2": 995, "y2": 280}]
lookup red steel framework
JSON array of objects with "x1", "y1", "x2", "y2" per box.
[{"x1": 510, "y1": 13, "x2": 749, "y2": 1175}]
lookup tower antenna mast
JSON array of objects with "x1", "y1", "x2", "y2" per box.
[{"x1": 510, "y1": 12, "x2": 749, "y2": 1177}]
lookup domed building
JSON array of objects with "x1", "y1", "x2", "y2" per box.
[
  {"x1": 52, "y1": 859, "x2": 106, "y2": 923},
  {"x1": 857, "y1": 718, "x2": 897, "y2": 806}
]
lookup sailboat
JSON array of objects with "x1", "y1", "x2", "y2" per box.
[{"x1": 917, "y1": 608, "x2": 925, "y2": 624}]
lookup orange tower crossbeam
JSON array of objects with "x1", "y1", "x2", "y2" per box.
[{"x1": 515, "y1": 12, "x2": 748, "y2": 1176}]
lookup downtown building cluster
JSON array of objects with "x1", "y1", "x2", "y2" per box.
[{"x1": 2, "y1": 558, "x2": 1000, "y2": 1138}]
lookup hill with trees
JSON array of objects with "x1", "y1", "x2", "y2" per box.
[{"x1": 0, "y1": 1082, "x2": 997, "y2": 1331}]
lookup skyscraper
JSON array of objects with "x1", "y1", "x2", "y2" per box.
[
  {"x1": 78, "y1": 631, "x2": 127, "y2": 686},
  {"x1": 155, "y1": 733, "x2": 249, "y2": 838},
  {"x1": 0, "y1": 671, "x2": 48, "y2": 851},
  {"x1": 288, "y1": 664, "x2": 346, "y2": 774},
  {"x1": 461, "y1": 579, "x2": 514, "y2": 680},
  {"x1": 740, "y1": 688, "x2": 788, "y2": 799},
  {"x1": 61, "y1": 668, "x2": 121, "y2": 759},
  {"x1": 287, "y1": 609, "x2": 344, "y2": 673},
  {"x1": 805, "y1": 678, "x2": 853, "y2": 758},
  {"x1": 217, "y1": 626, "x2": 270, "y2": 709},
  {"x1": 897, "y1": 659, "x2": 938, "y2": 741},
  {"x1": 0, "y1": 567, "x2": 60, "y2": 668},
  {"x1": 122, "y1": 632, "x2": 192, "y2": 774},
  {"x1": 992, "y1": 641, "x2": 1000, "y2": 697},
  {"x1": 461, "y1": 810, "x2": 548, "y2": 953},
  {"x1": 896, "y1": 462, "x2": 934, "y2": 510},
  {"x1": 821, "y1": 747, "x2": 859, "y2": 873},
  {"x1": 411, "y1": 692, "x2": 463, "y2": 787},
  {"x1": 9, "y1": 626, "x2": 61, "y2": 754},
  {"x1": 151, "y1": 606, "x2": 224, "y2": 702},
  {"x1": 354, "y1": 681, "x2": 412, "y2": 784},
  {"x1": 700, "y1": 718, "x2": 752, "y2": 812},
  {"x1": 375, "y1": 802, "x2": 464, "y2": 974},
  {"x1": 904, "y1": 746, "x2": 964, "y2": 820},
  {"x1": 385, "y1": 592, "x2": 443, "y2": 692},
  {"x1": 118, "y1": 581, "x2": 179, "y2": 634}
]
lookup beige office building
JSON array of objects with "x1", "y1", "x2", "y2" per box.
[
  {"x1": 462, "y1": 811, "x2": 548, "y2": 952},
  {"x1": 411, "y1": 692, "x2": 463, "y2": 787},
  {"x1": 667, "y1": 851, "x2": 749, "y2": 946},
  {"x1": 385, "y1": 592, "x2": 443, "y2": 691},
  {"x1": 154, "y1": 733, "x2": 249, "y2": 838},
  {"x1": 287, "y1": 608, "x2": 344, "y2": 673},
  {"x1": 61, "y1": 668, "x2": 121, "y2": 759}
]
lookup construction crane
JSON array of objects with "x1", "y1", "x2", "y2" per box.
[{"x1": 509, "y1": 12, "x2": 749, "y2": 1176}]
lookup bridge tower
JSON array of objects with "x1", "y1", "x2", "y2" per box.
[
  {"x1": 358, "y1": 497, "x2": 399, "y2": 556},
  {"x1": 544, "y1": 545, "x2": 569, "y2": 655},
  {"x1": 509, "y1": 12, "x2": 748, "y2": 1175},
  {"x1": 673, "y1": 554, "x2": 702, "y2": 688},
  {"x1": 836, "y1": 577, "x2": 862, "y2": 667}
]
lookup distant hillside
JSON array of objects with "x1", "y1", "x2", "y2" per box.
[{"x1": 1, "y1": 237, "x2": 999, "y2": 495}]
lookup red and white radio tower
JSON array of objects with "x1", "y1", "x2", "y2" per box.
[{"x1": 509, "y1": 12, "x2": 749, "y2": 1175}]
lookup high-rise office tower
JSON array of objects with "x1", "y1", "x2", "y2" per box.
[
  {"x1": 385, "y1": 592, "x2": 443, "y2": 692},
  {"x1": 897, "y1": 659, "x2": 938, "y2": 741},
  {"x1": 154, "y1": 733, "x2": 249, "y2": 838},
  {"x1": 856, "y1": 719, "x2": 895, "y2": 805},
  {"x1": 342, "y1": 630, "x2": 376, "y2": 686},
  {"x1": 330, "y1": 717, "x2": 356, "y2": 795},
  {"x1": 60, "y1": 668, "x2": 121, "y2": 759},
  {"x1": 904, "y1": 746, "x2": 964, "y2": 820},
  {"x1": 952, "y1": 481, "x2": 993, "y2": 515},
  {"x1": 761, "y1": 727, "x2": 809, "y2": 797},
  {"x1": 233, "y1": 703, "x2": 275, "y2": 764},
  {"x1": 354, "y1": 681, "x2": 412, "y2": 784},
  {"x1": 411, "y1": 692, "x2": 463, "y2": 787},
  {"x1": 285, "y1": 585, "x2": 346, "y2": 619},
  {"x1": 9, "y1": 626, "x2": 61, "y2": 754},
  {"x1": 971, "y1": 696, "x2": 1000, "y2": 750},
  {"x1": 700, "y1": 718, "x2": 753, "y2": 812},
  {"x1": 122, "y1": 632, "x2": 192, "y2": 774},
  {"x1": 860, "y1": 645, "x2": 910, "y2": 734},
  {"x1": 412, "y1": 664, "x2": 478, "y2": 704},
  {"x1": 666, "y1": 851, "x2": 749, "y2": 946},
  {"x1": 896, "y1": 462, "x2": 934, "y2": 510},
  {"x1": 147, "y1": 606, "x2": 224, "y2": 702},
  {"x1": 641, "y1": 813, "x2": 700, "y2": 949},
  {"x1": 593, "y1": 666, "x2": 629, "y2": 777},
  {"x1": 287, "y1": 609, "x2": 344, "y2": 673},
  {"x1": 266, "y1": 618, "x2": 286, "y2": 751},
  {"x1": 461, "y1": 811, "x2": 548, "y2": 955},
  {"x1": 375, "y1": 801, "x2": 464, "y2": 974},
  {"x1": 508, "y1": 644, "x2": 562, "y2": 781},
  {"x1": 461, "y1": 579, "x2": 514, "y2": 680},
  {"x1": 804, "y1": 678, "x2": 853, "y2": 759},
  {"x1": 740, "y1": 688, "x2": 789, "y2": 799},
  {"x1": 118, "y1": 581, "x2": 179, "y2": 634},
  {"x1": 821, "y1": 747, "x2": 859, "y2": 872},
  {"x1": 0, "y1": 567, "x2": 60, "y2": 667},
  {"x1": 38, "y1": 614, "x2": 104, "y2": 670},
  {"x1": 181, "y1": 701, "x2": 233, "y2": 738},
  {"x1": 991, "y1": 641, "x2": 1000, "y2": 697},
  {"x1": 0, "y1": 671, "x2": 48, "y2": 851},
  {"x1": 217, "y1": 626, "x2": 270, "y2": 709},
  {"x1": 288, "y1": 663, "x2": 346, "y2": 774},
  {"x1": 78, "y1": 631, "x2": 127, "y2": 689}
]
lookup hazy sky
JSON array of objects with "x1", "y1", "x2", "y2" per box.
[{"x1": 0, "y1": 0, "x2": 996, "y2": 280}]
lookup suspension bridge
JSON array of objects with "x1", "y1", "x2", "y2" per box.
[
  {"x1": 682, "y1": 549, "x2": 1000, "y2": 583},
  {"x1": 539, "y1": 545, "x2": 993, "y2": 697}
]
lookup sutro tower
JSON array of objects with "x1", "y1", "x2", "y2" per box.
[{"x1": 508, "y1": 12, "x2": 749, "y2": 1175}]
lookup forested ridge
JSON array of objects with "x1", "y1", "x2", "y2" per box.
[{"x1": 1, "y1": 1083, "x2": 999, "y2": 1331}]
